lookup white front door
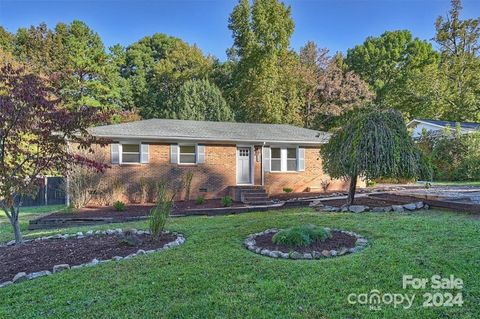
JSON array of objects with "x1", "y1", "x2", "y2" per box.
[{"x1": 237, "y1": 147, "x2": 252, "y2": 184}]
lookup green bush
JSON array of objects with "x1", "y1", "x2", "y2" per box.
[
  {"x1": 195, "y1": 195, "x2": 205, "y2": 205},
  {"x1": 282, "y1": 187, "x2": 293, "y2": 193},
  {"x1": 272, "y1": 224, "x2": 331, "y2": 247},
  {"x1": 113, "y1": 201, "x2": 126, "y2": 211},
  {"x1": 221, "y1": 196, "x2": 233, "y2": 207},
  {"x1": 418, "y1": 127, "x2": 480, "y2": 181}
]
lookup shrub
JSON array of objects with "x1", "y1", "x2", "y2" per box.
[
  {"x1": 418, "y1": 127, "x2": 480, "y2": 181},
  {"x1": 221, "y1": 195, "x2": 233, "y2": 207},
  {"x1": 272, "y1": 224, "x2": 331, "y2": 247},
  {"x1": 138, "y1": 176, "x2": 155, "y2": 204},
  {"x1": 96, "y1": 178, "x2": 125, "y2": 206},
  {"x1": 282, "y1": 187, "x2": 293, "y2": 193},
  {"x1": 320, "y1": 179, "x2": 331, "y2": 192},
  {"x1": 149, "y1": 180, "x2": 177, "y2": 237},
  {"x1": 195, "y1": 195, "x2": 205, "y2": 205},
  {"x1": 66, "y1": 149, "x2": 107, "y2": 209},
  {"x1": 366, "y1": 180, "x2": 376, "y2": 187},
  {"x1": 113, "y1": 201, "x2": 126, "y2": 211}
]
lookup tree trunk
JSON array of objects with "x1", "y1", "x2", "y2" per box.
[
  {"x1": 347, "y1": 174, "x2": 358, "y2": 205},
  {"x1": 6, "y1": 205, "x2": 23, "y2": 244},
  {"x1": 12, "y1": 216, "x2": 23, "y2": 243}
]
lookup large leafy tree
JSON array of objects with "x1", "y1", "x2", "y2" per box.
[
  {"x1": 228, "y1": 0, "x2": 302, "y2": 124},
  {"x1": 320, "y1": 109, "x2": 419, "y2": 205},
  {"x1": 345, "y1": 30, "x2": 440, "y2": 119},
  {"x1": 124, "y1": 34, "x2": 213, "y2": 119},
  {"x1": 298, "y1": 41, "x2": 373, "y2": 129},
  {"x1": 173, "y1": 79, "x2": 234, "y2": 121},
  {"x1": 434, "y1": 0, "x2": 480, "y2": 122},
  {"x1": 0, "y1": 52, "x2": 109, "y2": 243},
  {"x1": 0, "y1": 27, "x2": 14, "y2": 53}
]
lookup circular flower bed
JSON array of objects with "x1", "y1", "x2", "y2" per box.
[
  {"x1": 0, "y1": 228, "x2": 185, "y2": 288},
  {"x1": 244, "y1": 226, "x2": 367, "y2": 260}
]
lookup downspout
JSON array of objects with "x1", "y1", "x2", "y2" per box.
[{"x1": 261, "y1": 142, "x2": 266, "y2": 186}]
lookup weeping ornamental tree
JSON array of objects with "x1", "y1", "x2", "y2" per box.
[{"x1": 320, "y1": 109, "x2": 419, "y2": 205}]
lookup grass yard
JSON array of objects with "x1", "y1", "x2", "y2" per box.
[
  {"x1": 419, "y1": 181, "x2": 480, "y2": 187},
  {"x1": 0, "y1": 205, "x2": 66, "y2": 242},
  {"x1": 0, "y1": 208, "x2": 479, "y2": 318}
]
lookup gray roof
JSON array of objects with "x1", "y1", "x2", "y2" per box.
[
  {"x1": 89, "y1": 119, "x2": 329, "y2": 144},
  {"x1": 418, "y1": 119, "x2": 480, "y2": 131}
]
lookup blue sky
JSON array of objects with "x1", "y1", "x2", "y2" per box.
[{"x1": 1, "y1": 0, "x2": 479, "y2": 60}]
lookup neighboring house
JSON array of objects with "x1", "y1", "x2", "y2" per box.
[
  {"x1": 407, "y1": 119, "x2": 480, "y2": 139},
  {"x1": 88, "y1": 119, "x2": 352, "y2": 203}
]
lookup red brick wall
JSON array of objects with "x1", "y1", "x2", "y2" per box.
[
  {"x1": 264, "y1": 146, "x2": 351, "y2": 195},
  {"x1": 93, "y1": 143, "x2": 237, "y2": 203},
  {"x1": 87, "y1": 143, "x2": 354, "y2": 204}
]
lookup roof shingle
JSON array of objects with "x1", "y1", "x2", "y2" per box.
[{"x1": 89, "y1": 119, "x2": 329, "y2": 144}]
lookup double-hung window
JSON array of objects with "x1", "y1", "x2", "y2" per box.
[
  {"x1": 179, "y1": 145, "x2": 196, "y2": 164},
  {"x1": 122, "y1": 144, "x2": 140, "y2": 163},
  {"x1": 268, "y1": 147, "x2": 303, "y2": 172},
  {"x1": 286, "y1": 148, "x2": 297, "y2": 171},
  {"x1": 271, "y1": 148, "x2": 282, "y2": 171},
  {"x1": 111, "y1": 143, "x2": 149, "y2": 164}
]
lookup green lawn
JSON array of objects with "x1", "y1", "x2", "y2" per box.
[
  {"x1": 0, "y1": 208, "x2": 479, "y2": 318},
  {"x1": 0, "y1": 205, "x2": 66, "y2": 242},
  {"x1": 428, "y1": 181, "x2": 480, "y2": 187}
]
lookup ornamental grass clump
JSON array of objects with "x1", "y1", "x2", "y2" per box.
[
  {"x1": 149, "y1": 181, "x2": 176, "y2": 238},
  {"x1": 272, "y1": 224, "x2": 331, "y2": 247}
]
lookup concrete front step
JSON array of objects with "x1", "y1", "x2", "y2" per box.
[{"x1": 237, "y1": 185, "x2": 270, "y2": 204}]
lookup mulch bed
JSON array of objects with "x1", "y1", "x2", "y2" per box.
[
  {"x1": 0, "y1": 233, "x2": 176, "y2": 282},
  {"x1": 38, "y1": 199, "x2": 245, "y2": 221},
  {"x1": 254, "y1": 230, "x2": 356, "y2": 254},
  {"x1": 319, "y1": 194, "x2": 422, "y2": 208},
  {"x1": 43, "y1": 205, "x2": 154, "y2": 220},
  {"x1": 173, "y1": 199, "x2": 245, "y2": 210}
]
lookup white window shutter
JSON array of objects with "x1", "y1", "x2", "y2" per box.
[
  {"x1": 141, "y1": 144, "x2": 149, "y2": 163},
  {"x1": 170, "y1": 144, "x2": 178, "y2": 164},
  {"x1": 297, "y1": 147, "x2": 305, "y2": 171},
  {"x1": 111, "y1": 143, "x2": 120, "y2": 164},
  {"x1": 263, "y1": 147, "x2": 271, "y2": 172},
  {"x1": 196, "y1": 144, "x2": 205, "y2": 164}
]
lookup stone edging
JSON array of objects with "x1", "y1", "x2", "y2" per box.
[
  {"x1": 0, "y1": 229, "x2": 185, "y2": 288},
  {"x1": 313, "y1": 201, "x2": 429, "y2": 213},
  {"x1": 244, "y1": 228, "x2": 367, "y2": 260}
]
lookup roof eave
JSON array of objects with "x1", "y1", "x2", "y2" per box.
[{"x1": 90, "y1": 134, "x2": 328, "y2": 145}]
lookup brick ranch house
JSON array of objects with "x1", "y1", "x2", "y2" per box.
[{"x1": 86, "y1": 119, "x2": 354, "y2": 203}]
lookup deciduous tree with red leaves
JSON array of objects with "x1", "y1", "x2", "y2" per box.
[{"x1": 0, "y1": 52, "x2": 110, "y2": 244}]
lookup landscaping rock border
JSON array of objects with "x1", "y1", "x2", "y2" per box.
[
  {"x1": 244, "y1": 228, "x2": 367, "y2": 260},
  {"x1": 314, "y1": 201, "x2": 429, "y2": 213},
  {"x1": 0, "y1": 229, "x2": 185, "y2": 288}
]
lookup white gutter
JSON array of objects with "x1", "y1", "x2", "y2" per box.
[{"x1": 90, "y1": 134, "x2": 329, "y2": 145}]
